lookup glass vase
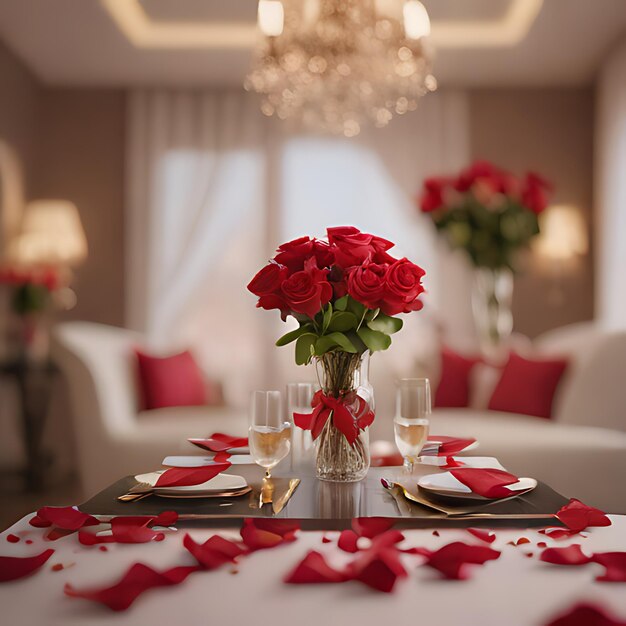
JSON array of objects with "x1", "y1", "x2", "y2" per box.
[
  {"x1": 471, "y1": 267, "x2": 514, "y2": 358},
  {"x1": 314, "y1": 351, "x2": 372, "y2": 482}
]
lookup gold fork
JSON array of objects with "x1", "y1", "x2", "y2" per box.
[{"x1": 117, "y1": 482, "x2": 153, "y2": 502}]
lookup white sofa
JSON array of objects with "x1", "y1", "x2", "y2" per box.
[
  {"x1": 54, "y1": 321, "x2": 626, "y2": 513},
  {"x1": 53, "y1": 322, "x2": 248, "y2": 495}
]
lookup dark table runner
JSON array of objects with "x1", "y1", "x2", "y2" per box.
[{"x1": 79, "y1": 465, "x2": 569, "y2": 530}]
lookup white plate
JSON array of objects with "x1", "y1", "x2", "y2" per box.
[
  {"x1": 418, "y1": 456, "x2": 505, "y2": 470},
  {"x1": 162, "y1": 455, "x2": 254, "y2": 467},
  {"x1": 418, "y1": 471, "x2": 537, "y2": 501},
  {"x1": 134, "y1": 471, "x2": 247, "y2": 495}
]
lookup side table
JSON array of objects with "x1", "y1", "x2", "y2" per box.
[{"x1": 0, "y1": 359, "x2": 58, "y2": 491}]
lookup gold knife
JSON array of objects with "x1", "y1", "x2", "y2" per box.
[{"x1": 272, "y1": 479, "x2": 300, "y2": 515}]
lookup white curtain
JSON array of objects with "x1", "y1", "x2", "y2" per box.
[
  {"x1": 595, "y1": 37, "x2": 626, "y2": 330},
  {"x1": 126, "y1": 89, "x2": 471, "y2": 423}
]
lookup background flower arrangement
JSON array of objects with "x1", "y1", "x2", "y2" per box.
[{"x1": 419, "y1": 160, "x2": 551, "y2": 270}]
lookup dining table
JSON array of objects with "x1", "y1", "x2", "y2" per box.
[{"x1": 1, "y1": 460, "x2": 626, "y2": 626}]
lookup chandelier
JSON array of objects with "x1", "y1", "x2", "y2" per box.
[{"x1": 244, "y1": 0, "x2": 436, "y2": 137}]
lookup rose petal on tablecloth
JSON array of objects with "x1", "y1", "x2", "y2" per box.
[
  {"x1": 556, "y1": 499, "x2": 611, "y2": 533},
  {"x1": 420, "y1": 541, "x2": 501, "y2": 580},
  {"x1": 284, "y1": 551, "x2": 346, "y2": 584},
  {"x1": 350, "y1": 546, "x2": 407, "y2": 593},
  {"x1": 539, "y1": 545, "x2": 593, "y2": 566},
  {"x1": 352, "y1": 517, "x2": 395, "y2": 539},
  {"x1": 155, "y1": 463, "x2": 231, "y2": 488},
  {"x1": 539, "y1": 528, "x2": 580, "y2": 540},
  {"x1": 64, "y1": 563, "x2": 199, "y2": 611},
  {"x1": 337, "y1": 530, "x2": 360, "y2": 553},
  {"x1": 592, "y1": 552, "x2": 626, "y2": 582},
  {"x1": 31, "y1": 506, "x2": 98, "y2": 531},
  {"x1": 0, "y1": 549, "x2": 54, "y2": 583},
  {"x1": 467, "y1": 528, "x2": 496, "y2": 544},
  {"x1": 183, "y1": 534, "x2": 244, "y2": 569},
  {"x1": 543, "y1": 602, "x2": 626, "y2": 626},
  {"x1": 79, "y1": 518, "x2": 165, "y2": 546},
  {"x1": 6, "y1": 534, "x2": 19, "y2": 543},
  {"x1": 449, "y1": 468, "x2": 519, "y2": 499},
  {"x1": 240, "y1": 519, "x2": 298, "y2": 551}
]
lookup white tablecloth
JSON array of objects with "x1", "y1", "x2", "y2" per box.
[{"x1": 2, "y1": 514, "x2": 626, "y2": 626}]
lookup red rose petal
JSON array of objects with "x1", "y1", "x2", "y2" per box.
[
  {"x1": 351, "y1": 547, "x2": 407, "y2": 593},
  {"x1": 183, "y1": 534, "x2": 244, "y2": 569},
  {"x1": 34, "y1": 506, "x2": 98, "y2": 531},
  {"x1": 539, "y1": 528, "x2": 579, "y2": 539},
  {"x1": 556, "y1": 499, "x2": 611, "y2": 533},
  {"x1": 284, "y1": 551, "x2": 346, "y2": 584},
  {"x1": 249, "y1": 519, "x2": 300, "y2": 540},
  {"x1": 321, "y1": 536, "x2": 331, "y2": 544},
  {"x1": 25, "y1": 540, "x2": 33, "y2": 545},
  {"x1": 99, "y1": 546, "x2": 108, "y2": 552},
  {"x1": 432, "y1": 530, "x2": 440, "y2": 537},
  {"x1": 544, "y1": 602, "x2": 626, "y2": 626},
  {"x1": 45, "y1": 528, "x2": 77, "y2": 542},
  {"x1": 352, "y1": 517, "x2": 395, "y2": 539},
  {"x1": 155, "y1": 463, "x2": 231, "y2": 488},
  {"x1": 64, "y1": 563, "x2": 199, "y2": 611},
  {"x1": 421, "y1": 541, "x2": 501, "y2": 580},
  {"x1": 593, "y1": 552, "x2": 626, "y2": 583},
  {"x1": 337, "y1": 530, "x2": 360, "y2": 553},
  {"x1": 6, "y1": 535, "x2": 19, "y2": 544},
  {"x1": 0, "y1": 549, "x2": 54, "y2": 582},
  {"x1": 537, "y1": 542, "x2": 548, "y2": 548},
  {"x1": 540, "y1": 545, "x2": 592, "y2": 566},
  {"x1": 28, "y1": 515, "x2": 52, "y2": 529},
  {"x1": 240, "y1": 519, "x2": 294, "y2": 551},
  {"x1": 467, "y1": 528, "x2": 496, "y2": 544},
  {"x1": 152, "y1": 511, "x2": 178, "y2": 527}
]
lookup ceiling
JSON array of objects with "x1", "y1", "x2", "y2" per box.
[{"x1": 0, "y1": 0, "x2": 625, "y2": 87}]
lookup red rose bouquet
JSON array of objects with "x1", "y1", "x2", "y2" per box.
[
  {"x1": 419, "y1": 160, "x2": 551, "y2": 269},
  {"x1": 248, "y1": 226, "x2": 426, "y2": 482}
]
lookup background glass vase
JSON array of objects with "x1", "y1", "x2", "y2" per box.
[
  {"x1": 313, "y1": 351, "x2": 373, "y2": 482},
  {"x1": 471, "y1": 266, "x2": 514, "y2": 358}
]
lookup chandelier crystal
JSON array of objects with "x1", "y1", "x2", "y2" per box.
[{"x1": 244, "y1": 0, "x2": 437, "y2": 137}]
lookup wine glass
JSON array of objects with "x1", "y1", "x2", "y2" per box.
[
  {"x1": 286, "y1": 382, "x2": 317, "y2": 469},
  {"x1": 249, "y1": 390, "x2": 291, "y2": 479},
  {"x1": 393, "y1": 378, "x2": 431, "y2": 472}
]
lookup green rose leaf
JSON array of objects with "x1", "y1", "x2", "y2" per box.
[
  {"x1": 327, "y1": 311, "x2": 358, "y2": 332},
  {"x1": 315, "y1": 332, "x2": 358, "y2": 356},
  {"x1": 334, "y1": 295, "x2": 349, "y2": 311},
  {"x1": 367, "y1": 314, "x2": 403, "y2": 335},
  {"x1": 275, "y1": 324, "x2": 314, "y2": 347},
  {"x1": 322, "y1": 302, "x2": 333, "y2": 332},
  {"x1": 295, "y1": 333, "x2": 317, "y2": 365},
  {"x1": 346, "y1": 296, "x2": 366, "y2": 318},
  {"x1": 357, "y1": 327, "x2": 392, "y2": 352},
  {"x1": 365, "y1": 308, "x2": 380, "y2": 322}
]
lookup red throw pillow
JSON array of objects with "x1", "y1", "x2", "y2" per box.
[
  {"x1": 135, "y1": 348, "x2": 207, "y2": 410},
  {"x1": 488, "y1": 352, "x2": 568, "y2": 419},
  {"x1": 434, "y1": 347, "x2": 481, "y2": 408}
]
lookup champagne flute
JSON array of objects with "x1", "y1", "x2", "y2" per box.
[
  {"x1": 249, "y1": 390, "x2": 291, "y2": 479},
  {"x1": 393, "y1": 378, "x2": 431, "y2": 472},
  {"x1": 287, "y1": 382, "x2": 317, "y2": 469}
]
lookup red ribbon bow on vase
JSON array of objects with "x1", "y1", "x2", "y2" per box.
[{"x1": 293, "y1": 390, "x2": 374, "y2": 446}]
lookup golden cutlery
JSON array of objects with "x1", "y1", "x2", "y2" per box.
[
  {"x1": 272, "y1": 479, "x2": 300, "y2": 515},
  {"x1": 117, "y1": 482, "x2": 153, "y2": 502}
]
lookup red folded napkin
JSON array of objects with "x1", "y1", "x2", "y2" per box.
[
  {"x1": 449, "y1": 467, "x2": 519, "y2": 498},
  {"x1": 188, "y1": 433, "x2": 248, "y2": 453},
  {"x1": 423, "y1": 436, "x2": 476, "y2": 457},
  {"x1": 155, "y1": 463, "x2": 230, "y2": 488}
]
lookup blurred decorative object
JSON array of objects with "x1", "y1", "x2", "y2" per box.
[
  {"x1": 245, "y1": 0, "x2": 436, "y2": 136},
  {"x1": 9, "y1": 200, "x2": 88, "y2": 267},
  {"x1": 1, "y1": 199, "x2": 87, "y2": 362},
  {"x1": 418, "y1": 160, "x2": 552, "y2": 355},
  {"x1": 247, "y1": 226, "x2": 426, "y2": 482}
]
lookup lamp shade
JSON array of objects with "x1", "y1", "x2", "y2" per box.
[
  {"x1": 9, "y1": 200, "x2": 88, "y2": 266},
  {"x1": 533, "y1": 204, "x2": 588, "y2": 261}
]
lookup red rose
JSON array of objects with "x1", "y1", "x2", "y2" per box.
[
  {"x1": 281, "y1": 257, "x2": 332, "y2": 318},
  {"x1": 381, "y1": 258, "x2": 425, "y2": 316},
  {"x1": 420, "y1": 177, "x2": 449, "y2": 213},
  {"x1": 346, "y1": 261, "x2": 387, "y2": 310},
  {"x1": 454, "y1": 161, "x2": 513, "y2": 195},
  {"x1": 247, "y1": 262, "x2": 289, "y2": 313},
  {"x1": 521, "y1": 172, "x2": 551, "y2": 214},
  {"x1": 327, "y1": 226, "x2": 393, "y2": 268},
  {"x1": 274, "y1": 236, "x2": 333, "y2": 273}
]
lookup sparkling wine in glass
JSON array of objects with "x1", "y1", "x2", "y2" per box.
[
  {"x1": 249, "y1": 390, "x2": 291, "y2": 479},
  {"x1": 393, "y1": 378, "x2": 431, "y2": 472}
]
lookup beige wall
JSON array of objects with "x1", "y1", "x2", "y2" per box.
[
  {"x1": 32, "y1": 89, "x2": 126, "y2": 327},
  {"x1": 468, "y1": 88, "x2": 595, "y2": 338}
]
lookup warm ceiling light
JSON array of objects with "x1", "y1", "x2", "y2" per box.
[
  {"x1": 258, "y1": 0, "x2": 284, "y2": 37},
  {"x1": 101, "y1": 0, "x2": 543, "y2": 50},
  {"x1": 403, "y1": 1, "x2": 431, "y2": 40}
]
